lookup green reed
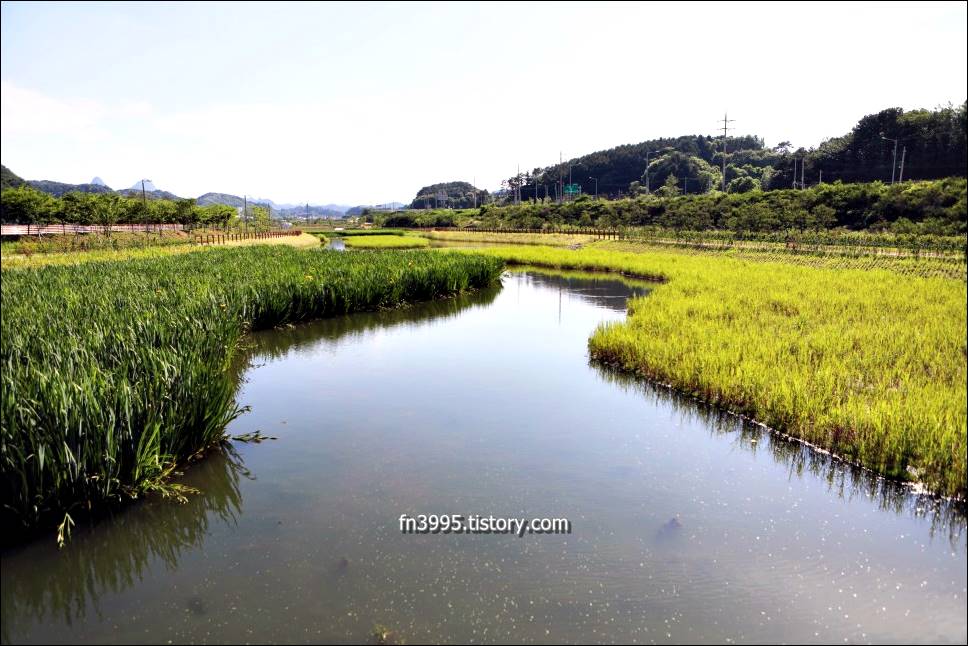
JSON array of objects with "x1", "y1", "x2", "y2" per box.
[{"x1": 1, "y1": 246, "x2": 503, "y2": 536}]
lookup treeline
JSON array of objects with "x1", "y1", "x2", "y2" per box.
[
  {"x1": 382, "y1": 210, "x2": 460, "y2": 228},
  {"x1": 502, "y1": 103, "x2": 967, "y2": 200},
  {"x1": 0, "y1": 186, "x2": 246, "y2": 227},
  {"x1": 773, "y1": 103, "x2": 968, "y2": 187},
  {"x1": 376, "y1": 179, "x2": 967, "y2": 235}
]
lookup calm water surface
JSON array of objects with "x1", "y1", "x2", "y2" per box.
[{"x1": 2, "y1": 269, "x2": 965, "y2": 644}]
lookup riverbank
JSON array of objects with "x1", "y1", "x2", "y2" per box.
[
  {"x1": 0, "y1": 232, "x2": 321, "y2": 269},
  {"x1": 453, "y1": 244, "x2": 967, "y2": 497}
]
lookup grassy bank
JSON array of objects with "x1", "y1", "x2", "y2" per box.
[
  {"x1": 342, "y1": 234, "x2": 429, "y2": 249},
  {"x1": 1, "y1": 246, "x2": 503, "y2": 537},
  {"x1": 599, "y1": 240, "x2": 967, "y2": 280},
  {"x1": 457, "y1": 245, "x2": 967, "y2": 497},
  {"x1": 1, "y1": 232, "x2": 321, "y2": 269},
  {"x1": 418, "y1": 230, "x2": 597, "y2": 247}
]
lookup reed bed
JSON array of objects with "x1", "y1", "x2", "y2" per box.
[
  {"x1": 457, "y1": 245, "x2": 967, "y2": 497},
  {"x1": 1, "y1": 246, "x2": 502, "y2": 535},
  {"x1": 601, "y1": 240, "x2": 968, "y2": 281},
  {"x1": 419, "y1": 230, "x2": 597, "y2": 247},
  {"x1": 342, "y1": 234, "x2": 429, "y2": 249}
]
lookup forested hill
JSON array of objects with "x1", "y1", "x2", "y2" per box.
[
  {"x1": 411, "y1": 181, "x2": 488, "y2": 209},
  {"x1": 508, "y1": 103, "x2": 967, "y2": 199},
  {"x1": 1, "y1": 165, "x2": 25, "y2": 189},
  {"x1": 522, "y1": 134, "x2": 767, "y2": 199},
  {"x1": 0, "y1": 166, "x2": 115, "y2": 197}
]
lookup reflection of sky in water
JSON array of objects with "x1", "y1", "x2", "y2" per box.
[{"x1": 2, "y1": 270, "x2": 965, "y2": 645}]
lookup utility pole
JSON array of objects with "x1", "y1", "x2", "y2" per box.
[
  {"x1": 792, "y1": 158, "x2": 798, "y2": 189},
  {"x1": 881, "y1": 135, "x2": 899, "y2": 184},
  {"x1": 898, "y1": 146, "x2": 906, "y2": 182},
  {"x1": 589, "y1": 177, "x2": 598, "y2": 200},
  {"x1": 644, "y1": 149, "x2": 651, "y2": 194},
  {"x1": 141, "y1": 180, "x2": 147, "y2": 232},
  {"x1": 243, "y1": 195, "x2": 248, "y2": 233},
  {"x1": 720, "y1": 112, "x2": 734, "y2": 192},
  {"x1": 818, "y1": 170, "x2": 822, "y2": 184},
  {"x1": 801, "y1": 158, "x2": 805, "y2": 190},
  {"x1": 559, "y1": 151, "x2": 563, "y2": 204}
]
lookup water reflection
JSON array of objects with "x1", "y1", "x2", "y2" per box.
[
  {"x1": 2, "y1": 268, "x2": 965, "y2": 645},
  {"x1": 592, "y1": 362, "x2": 967, "y2": 545},
  {"x1": 0, "y1": 446, "x2": 249, "y2": 644},
  {"x1": 241, "y1": 282, "x2": 500, "y2": 361}
]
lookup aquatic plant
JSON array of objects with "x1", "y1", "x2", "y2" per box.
[
  {"x1": 342, "y1": 234, "x2": 429, "y2": 249},
  {"x1": 1, "y1": 246, "x2": 502, "y2": 535},
  {"x1": 458, "y1": 244, "x2": 967, "y2": 497}
]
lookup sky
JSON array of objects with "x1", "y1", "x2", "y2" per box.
[{"x1": 2, "y1": 1, "x2": 966, "y2": 205}]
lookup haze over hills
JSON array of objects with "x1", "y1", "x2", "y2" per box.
[{"x1": 1, "y1": 166, "x2": 361, "y2": 218}]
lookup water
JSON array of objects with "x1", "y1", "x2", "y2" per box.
[{"x1": 2, "y1": 269, "x2": 965, "y2": 644}]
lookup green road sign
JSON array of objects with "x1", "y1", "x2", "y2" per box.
[{"x1": 564, "y1": 183, "x2": 581, "y2": 194}]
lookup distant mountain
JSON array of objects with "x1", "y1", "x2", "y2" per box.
[
  {"x1": 1, "y1": 164, "x2": 365, "y2": 215},
  {"x1": 2, "y1": 164, "x2": 25, "y2": 189},
  {"x1": 117, "y1": 188, "x2": 182, "y2": 201},
  {"x1": 2, "y1": 164, "x2": 113, "y2": 196},
  {"x1": 27, "y1": 179, "x2": 114, "y2": 197},
  {"x1": 320, "y1": 203, "x2": 353, "y2": 214},
  {"x1": 274, "y1": 204, "x2": 348, "y2": 219},
  {"x1": 253, "y1": 199, "x2": 353, "y2": 217},
  {"x1": 129, "y1": 179, "x2": 159, "y2": 192},
  {"x1": 197, "y1": 192, "x2": 247, "y2": 208},
  {"x1": 196, "y1": 192, "x2": 272, "y2": 209}
]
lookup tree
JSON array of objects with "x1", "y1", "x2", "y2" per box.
[
  {"x1": 250, "y1": 205, "x2": 271, "y2": 231},
  {"x1": 175, "y1": 198, "x2": 198, "y2": 226},
  {"x1": 644, "y1": 151, "x2": 721, "y2": 194},
  {"x1": 0, "y1": 186, "x2": 56, "y2": 224},
  {"x1": 727, "y1": 176, "x2": 760, "y2": 194},
  {"x1": 93, "y1": 193, "x2": 122, "y2": 233},
  {"x1": 655, "y1": 174, "x2": 681, "y2": 198}
]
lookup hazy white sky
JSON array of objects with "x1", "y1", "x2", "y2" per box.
[{"x1": 2, "y1": 1, "x2": 965, "y2": 205}]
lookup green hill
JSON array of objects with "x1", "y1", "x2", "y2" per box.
[
  {"x1": 1, "y1": 165, "x2": 25, "y2": 190},
  {"x1": 411, "y1": 181, "x2": 487, "y2": 209},
  {"x1": 505, "y1": 103, "x2": 967, "y2": 199}
]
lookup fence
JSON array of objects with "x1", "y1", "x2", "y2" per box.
[
  {"x1": 1, "y1": 223, "x2": 189, "y2": 237},
  {"x1": 431, "y1": 226, "x2": 623, "y2": 240},
  {"x1": 193, "y1": 230, "x2": 303, "y2": 245}
]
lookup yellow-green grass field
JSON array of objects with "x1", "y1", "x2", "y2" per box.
[
  {"x1": 456, "y1": 244, "x2": 967, "y2": 497},
  {"x1": 342, "y1": 234, "x2": 430, "y2": 249},
  {"x1": 418, "y1": 229, "x2": 597, "y2": 247},
  {"x1": 600, "y1": 240, "x2": 968, "y2": 281},
  {"x1": 0, "y1": 232, "x2": 321, "y2": 269}
]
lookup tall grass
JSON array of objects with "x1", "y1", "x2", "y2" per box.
[
  {"x1": 342, "y1": 234, "x2": 429, "y2": 249},
  {"x1": 600, "y1": 240, "x2": 968, "y2": 280},
  {"x1": 456, "y1": 245, "x2": 967, "y2": 497},
  {"x1": 1, "y1": 246, "x2": 503, "y2": 535},
  {"x1": 418, "y1": 230, "x2": 597, "y2": 247}
]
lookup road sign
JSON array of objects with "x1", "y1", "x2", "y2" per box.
[{"x1": 564, "y1": 183, "x2": 581, "y2": 195}]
